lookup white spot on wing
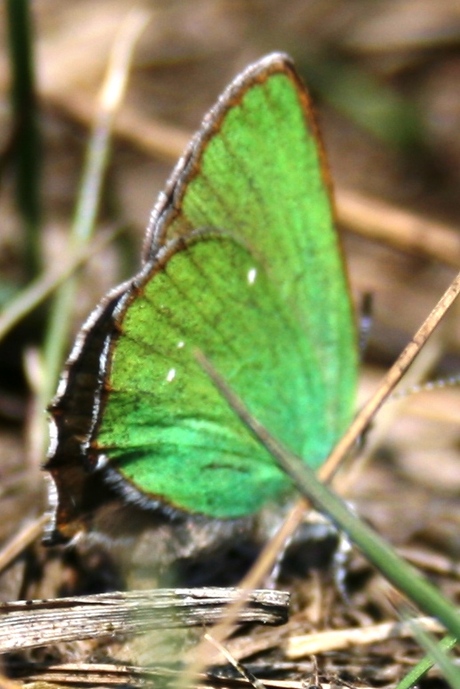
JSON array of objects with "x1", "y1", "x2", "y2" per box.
[
  {"x1": 166, "y1": 368, "x2": 176, "y2": 382},
  {"x1": 95, "y1": 454, "x2": 109, "y2": 471},
  {"x1": 247, "y1": 267, "x2": 257, "y2": 285}
]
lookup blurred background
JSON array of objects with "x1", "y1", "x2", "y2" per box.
[{"x1": 0, "y1": 0, "x2": 460, "y2": 675}]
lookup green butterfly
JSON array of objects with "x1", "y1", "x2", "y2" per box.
[{"x1": 45, "y1": 53, "x2": 357, "y2": 545}]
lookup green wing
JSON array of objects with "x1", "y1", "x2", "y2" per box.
[{"x1": 96, "y1": 53, "x2": 357, "y2": 517}]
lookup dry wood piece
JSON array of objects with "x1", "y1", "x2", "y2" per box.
[{"x1": 0, "y1": 587, "x2": 289, "y2": 653}]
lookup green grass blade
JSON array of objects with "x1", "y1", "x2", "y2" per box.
[
  {"x1": 37, "y1": 12, "x2": 148, "y2": 460},
  {"x1": 396, "y1": 634, "x2": 458, "y2": 689},
  {"x1": 5, "y1": 0, "x2": 42, "y2": 277},
  {"x1": 197, "y1": 351, "x2": 460, "y2": 641}
]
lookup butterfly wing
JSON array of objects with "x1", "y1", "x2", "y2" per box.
[
  {"x1": 95, "y1": 53, "x2": 357, "y2": 516},
  {"x1": 46, "y1": 53, "x2": 357, "y2": 541}
]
